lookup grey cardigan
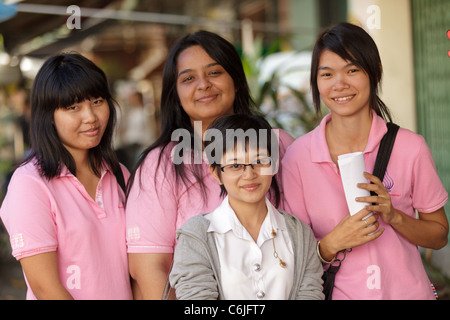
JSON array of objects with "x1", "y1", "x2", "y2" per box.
[{"x1": 169, "y1": 210, "x2": 324, "y2": 300}]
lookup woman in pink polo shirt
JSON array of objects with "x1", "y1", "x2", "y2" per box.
[
  {"x1": 0, "y1": 53, "x2": 132, "y2": 299},
  {"x1": 125, "y1": 30, "x2": 294, "y2": 299},
  {"x1": 282, "y1": 22, "x2": 448, "y2": 299}
]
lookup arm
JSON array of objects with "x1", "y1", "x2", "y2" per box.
[
  {"x1": 169, "y1": 233, "x2": 219, "y2": 300},
  {"x1": 296, "y1": 226, "x2": 325, "y2": 300},
  {"x1": 20, "y1": 252, "x2": 73, "y2": 300},
  {"x1": 126, "y1": 150, "x2": 179, "y2": 299},
  {"x1": 128, "y1": 253, "x2": 173, "y2": 300},
  {"x1": 358, "y1": 172, "x2": 448, "y2": 250}
]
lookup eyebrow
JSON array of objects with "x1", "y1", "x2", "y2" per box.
[
  {"x1": 224, "y1": 153, "x2": 268, "y2": 163},
  {"x1": 318, "y1": 62, "x2": 356, "y2": 71},
  {"x1": 177, "y1": 62, "x2": 221, "y2": 78}
]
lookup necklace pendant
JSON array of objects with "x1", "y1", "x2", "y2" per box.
[
  {"x1": 271, "y1": 228, "x2": 277, "y2": 238},
  {"x1": 279, "y1": 259, "x2": 287, "y2": 268}
]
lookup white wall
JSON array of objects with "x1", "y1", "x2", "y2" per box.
[{"x1": 347, "y1": 0, "x2": 417, "y2": 132}]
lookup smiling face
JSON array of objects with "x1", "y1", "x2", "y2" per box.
[
  {"x1": 210, "y1": 144, "x2": 273, "y2": 209},
  {"x1": 317, "y1": 50, "x2": 371, "y2": 118},
  {"x1": 53, "y1": 98, "x2": 110, "y2": 158},
  {"x1": 176, "y1": 45, "x2": 236, "y2": 128}
]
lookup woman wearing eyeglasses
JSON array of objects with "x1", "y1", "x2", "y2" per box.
[
  {"x1": 168, "y1": 114, "x2": 324, "y2": 300},
  {"x1": 126, "y1": 30, "x2": 294, "y2": 299}
]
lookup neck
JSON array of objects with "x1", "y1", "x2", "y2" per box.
[
  {"x1": 228, "y1": 197, "x2": 268, "y2": 242},
  {"x1": 326, "y1": 110, "x2": 373, "y2": 163}
]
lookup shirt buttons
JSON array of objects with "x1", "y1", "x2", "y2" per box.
[
  {"x1": 256, "y1": 291, "x2": 265, "y2": 299},
  {"x1": 253, "y1": 263, "x2": 261, "y2": 272}
]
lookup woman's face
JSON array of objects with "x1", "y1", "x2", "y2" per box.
[
  {"x1": 176, "y1": 45, "x2": 235, "y2": 129},
  {"x1": 53, "y1": 98, "x2": 110, "y2": 158},
  {"x1": 317, "y1": 49, "x2": 371, "y2": 118},
  {"x1": 211, "y1": 144, "x2": 273, "y2": 208}
]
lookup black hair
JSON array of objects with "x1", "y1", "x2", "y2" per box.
[
  {"x1": 23, "y1": 52, "x2": 120, "y2": 178},
  {"x1": 310, "y1": 22, "x2": 392, "y2": 122},
  {"x1": 204, "y1": 114, "x2": 280, "y2": 207},
  {"x1": 127, "y1": 30, "x2": 258, "y2": 202}
]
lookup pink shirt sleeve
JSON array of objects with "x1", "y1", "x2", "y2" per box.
[
  {"x1": 280, "y1": 140, "x2": 312, "y2": 226},
  {"x1": 411, "y1": 135, "x2": 448, "y2": 213},
  {"x1": 0, "y1": 167, "x2": 57, "y2": 259},
  {"x1": 126, "y1": 148, "x2": 179, "y2": 253}
]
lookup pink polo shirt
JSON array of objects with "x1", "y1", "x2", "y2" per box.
[
  {"x1": 0, "y1": 160, "x2": 133, "y2": 300},
  {"x1": 126, "y1": 129, "x2": 294, "y2": 254},
  {"x1": 282, "y1": 112, "x2": 448, "y2": 300}
]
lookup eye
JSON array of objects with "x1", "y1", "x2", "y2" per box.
[
  {"x1": 93, "y1": 98, "x2": 104, "y2": 105},
  {"x1": 209, "y1": 70, "x2": 222, "y2": 76},
  {"x1": 64, "y1": 105, "x2": 78, "y2": 111},
  {"x1": 181, "y1": 75, "x2": 194, "y2": 83},
  {"x1": 319, "y1": 72, "x2": 332, "y2": 78},
  {"x1": 348, "y1": 68, "x2": 359, "y2": 74}
]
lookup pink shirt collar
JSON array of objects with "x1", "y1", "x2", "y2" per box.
[{"x1": 310, "y1": 110, "x2": 388, "y2": 163}]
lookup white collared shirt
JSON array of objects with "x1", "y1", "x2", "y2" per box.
[{"x1": 205, "y1": 196, "x2": 294, "y2": 300}]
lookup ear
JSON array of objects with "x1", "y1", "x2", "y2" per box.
[{"x1": 209, "y1": 165, "x2": 223, "y2": 185}]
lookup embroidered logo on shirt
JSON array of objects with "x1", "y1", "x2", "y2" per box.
[
  {"x1": 383, "y1": 170, "x2": 394, "y2": 193},
  {"x1": 127, "y1": 227, "x2": 141, "y2": 241},
  {"x1": 10, "y1": 233, "x2": 24, "y2": 250}
]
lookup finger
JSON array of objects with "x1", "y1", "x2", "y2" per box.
[
  {"x1": 363, "y1": 171, "x2": 382, "y2": 185},
  {"x1": 365, "y1": 227, "x2": 384, "y2": 240},
  {"x1": 356, "y1": 195, "x2": 379, "y2": 203},
  {"x1": 363, "y1": 214, "x2": 379, "y2": 226},
  {"x1": 351, "y1": 208, "x2": 373, "y2": 221}
]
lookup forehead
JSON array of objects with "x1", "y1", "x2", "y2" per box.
[
  {"x1": 223, "y1": 143, "x2": 269, "y2": 162},
  {"x1": 318, "y1": 50, "x2": 354, "y2": 69},
  {"x1": 177, "y1": 45, "x2": 216, "y2": 70}
]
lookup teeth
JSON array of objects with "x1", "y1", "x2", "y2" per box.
[{"x1": 334, "y1": 95, "x2": 353, "y2": 101}]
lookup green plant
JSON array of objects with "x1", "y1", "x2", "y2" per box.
[{"x1": 241, "y1": 37, "x2": 323, "y2": 138}]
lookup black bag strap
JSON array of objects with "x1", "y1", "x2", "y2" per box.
[
  {"x1": 113, "y1": 165, "x2": 126, "y2": 197},
  {"x1": 371, "y1": 122, "x2": 399, "y2": 195},
  {"x1": 322, "y1": 122, "x2": 399, "y2": 300}
]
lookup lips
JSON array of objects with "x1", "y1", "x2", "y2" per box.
[
  {"x1": 241, "y1": 183, "x2": 260, "y2": 191},
  {"x1": 332, "y1": 95, "x2": 355, "y2": 103},
  {"x1": 81, "y1": 127, "x2": 100, "y2": 136},
  {"x1": 196, "y1": 94, "x2": 218, "y2": 103}
]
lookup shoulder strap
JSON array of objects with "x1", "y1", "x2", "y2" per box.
[
  {"x1": 113, "y1": 165, "x2": 126, "y2": 194},
  {"x1": 371, "y1": 122, "x2": 399, "y2": 195}
]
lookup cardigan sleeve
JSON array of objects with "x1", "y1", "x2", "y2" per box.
[{"x1": 169, "y1": 230, "x2": 219, "y2": 300}]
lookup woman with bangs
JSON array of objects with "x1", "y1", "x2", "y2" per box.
[
  {"x1": 282, "y1": 22, "x2": 448, "y2": 299},
  {"x1": 169, "y1": 114, "x2": 323, "y2": 300},
  {"x1": 0, "y1": 53, "x2": 132, "y2": 299}
]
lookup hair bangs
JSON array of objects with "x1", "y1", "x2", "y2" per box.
[{"x1": 51, "y1": 59, "x2": 111, "y2": 110}]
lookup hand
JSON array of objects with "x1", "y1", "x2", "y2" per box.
[
  {"x1": 356, "y1": 172, "x2": 399, "y2": 225},
  {"x1": 319, "y1": 208, "x2": 384, "y2": 261}
]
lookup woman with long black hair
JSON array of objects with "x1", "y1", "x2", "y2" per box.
[
  {"x1": 0, "y1": 53, "x2": 132, "y2": 299},
  {"x1": 126, "y1": 30, "x2": 294, "y2": 299}
]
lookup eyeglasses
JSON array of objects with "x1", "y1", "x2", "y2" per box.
[{"x1": 220, "y1": 157, "x2": 272, "y2": 175}]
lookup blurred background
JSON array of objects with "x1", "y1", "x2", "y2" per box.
[{"x1": 0, "y1": 0, "x2": 449, "y2": 299}]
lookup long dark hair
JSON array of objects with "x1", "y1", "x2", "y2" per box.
[
  {"x1": 24, "y1": 52, "x2": 120, "y2": 179},
  {"x1": 310, "y1": 22, "x2": 392, "y2": 122},
  {"x1": 127, "y1": 30, "x2": 257, "y2": 201},
  {"x1": 204, "y1": 114, "x2": 281, "y2": 207}
]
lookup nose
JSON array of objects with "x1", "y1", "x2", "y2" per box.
[
  {"x1": 197, "y1": 75, "x2": 211, "y2": 90},
  {"x1": 332, "y1": 77, "x2": 349, "y2": 91},
  {"x1": 242, "y1": 164, "x2": 257, "y2": 178},
  {"x1": 82, "y1": 104, "x2": 98, "y2": 124}
]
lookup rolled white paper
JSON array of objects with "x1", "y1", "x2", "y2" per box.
[{"x1": 337, "y1": 152, "x2": 372, "y2": 219}]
